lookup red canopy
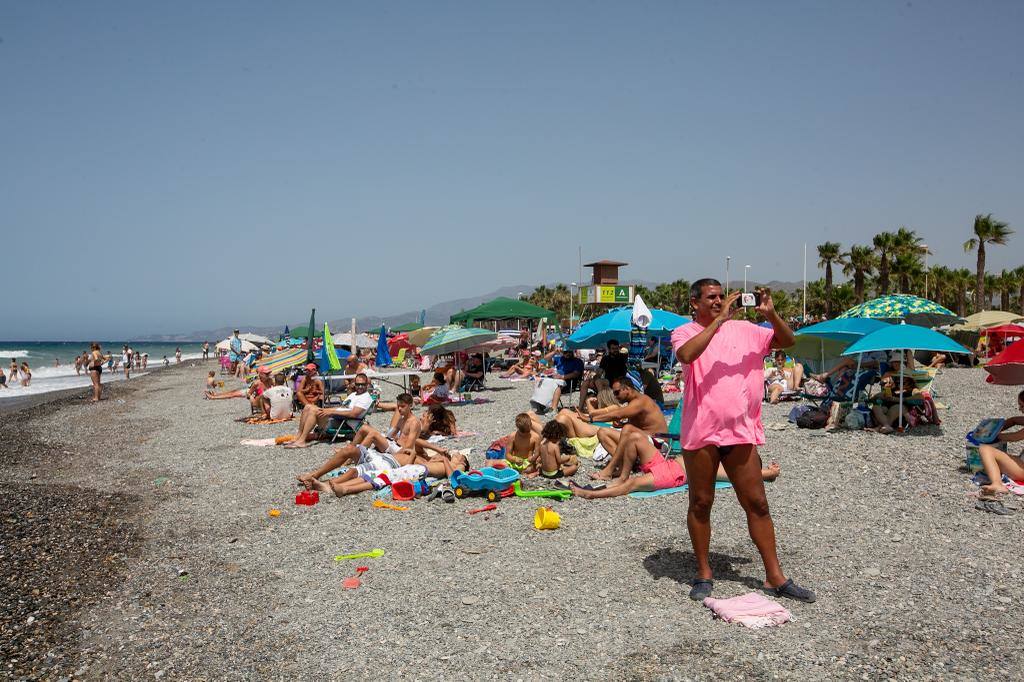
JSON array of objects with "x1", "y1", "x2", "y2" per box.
[
  {"x1": 985, "y1": 339, "x2": 1024, "y2": 385},
  {"x1": 984, "y1": 324, "x2": 1024, "y2": 337}
]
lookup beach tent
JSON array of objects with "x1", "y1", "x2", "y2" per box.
[
  {"x1": 981, "y1": 324, "x2": 1024, "y2": 358},
  {"x1": 842, "y1": 323, "x2": 970, "y2": 428},
  {"x1": 392, "y1": 322, "x2": 424, "y2": 333},
  {"x1": 566, "y1": 306, "x2": 690, "y2": 350},
  {"x1": 838, "y1": 295, "x2": 961, "y2": 328},
  {"x1": 328, "y1": 332, "x2": 376, "y2": 349},
  {"x1": 984, "y1": 339, "x2": 1024, "y2": 385},
  {"x1": 288, "y1": 325, "x2": 323, "y2": 340},
  {"x1": 449, "y1": 297, "x2": 556, "y2": 325}
]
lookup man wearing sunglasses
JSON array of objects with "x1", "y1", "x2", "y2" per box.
[{"x1": 285, "y1": 373, "x2": 374, "y2": 449}]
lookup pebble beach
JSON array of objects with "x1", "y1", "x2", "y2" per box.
[{"x1": 3, "y1": 362, "x2": 1023, "y2": 680}]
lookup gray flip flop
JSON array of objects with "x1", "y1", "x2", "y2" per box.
[
  {"x1": 767, "y1": 578, "x2": 817, "y2": 603},
  {"x1": 689, "y1": 579, "x2": 713, "y2": 601}
]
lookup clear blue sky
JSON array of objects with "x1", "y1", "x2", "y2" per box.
[{"x1": 2, "y1": 1, "x2": 1022, "y2": 339}]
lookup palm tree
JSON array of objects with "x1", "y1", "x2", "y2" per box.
[
  {"x1": 817, "y1": 241, "x2": 844, "y2": 316},
  {"x1": 963, "y1": 213, "x2": 1013, "y2": 311},
  {"x1": 872, "y1": 231, "x2": 897, "y2": 295},
  {"x1": 842, "y1": 245, "x2": 876, "y2": 304},
  {"x1": 890, "y1": 251, "x2": 924, "y2": 294},
  {"x1": 952, "y1": 268, "x2": 974, "y2": 316},
  {"x1": 929, "y1": 265, "x2": 953, "y2": 311},
  {"x1": 1016, "y1": 266, "x2": 1024, "y2": 316},
  {"x1": 995, "y1": 269, "x2": 1015, "y2": 311},
  {"x1": 985, "y1": 273, "x2": 999, "y2": 309}
]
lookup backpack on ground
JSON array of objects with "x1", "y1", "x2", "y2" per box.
[{"x1": 796, "y1": 407, "x2": 829, "y2": 429}]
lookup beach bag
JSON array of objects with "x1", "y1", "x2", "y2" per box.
[
  {"x1": 803, "y1": 378, "x2": 829, "y2": 397},
  {"x1": 845, "y1": 410, "x2": 866, "y2": 430},
  {"x1": 788, "y1": 405, "x2": 812, "y2": 423},
  {"x1": 796, "y1": 407, "x2": 828, "y2": 429}
]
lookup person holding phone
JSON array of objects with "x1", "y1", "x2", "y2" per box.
[{"x1": 672, "y1": 278, "x2": 815, "y2": 603}]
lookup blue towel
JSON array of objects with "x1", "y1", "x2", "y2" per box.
[{"x1": 628, "y1": 480, "x2": 733, "y2": 499}]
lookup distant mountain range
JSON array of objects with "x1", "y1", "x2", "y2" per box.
[{"x1": 134, "y1": 279, "x2": 805, "y2": 342}]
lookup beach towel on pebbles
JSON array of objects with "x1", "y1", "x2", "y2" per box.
[{"x1": 703, "y1": 593, "x2": 792, "y2": 628}]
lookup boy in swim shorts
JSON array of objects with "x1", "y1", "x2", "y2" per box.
[
  {"x1": 486, "y1": 413, "x2": 540, "y2": 470},
  {"x1": 525, "y1": 420, "x2": 578, "y2": 479},
  {"x1": 309, "y1": 452, "x2": 469, "y2": 498}
]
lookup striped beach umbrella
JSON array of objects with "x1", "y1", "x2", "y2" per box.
[{"x1": 420, "y1": 326, "x2": 497, "y2": 356}]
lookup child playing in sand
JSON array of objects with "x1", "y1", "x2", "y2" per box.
[
  {"x1": 525, "y1": 420, "x2": 578, "y2": 479},
  {"x1": 408, "y1": 374, "x2": 421, "y2": 398},
  {"x1": 486, "y1": 413, "x2": 540, "y2": 471},
  {"x1": 309, "y1": 452, "x2": 469, "y2": 498},
  {"x1": 206, "y1": 371, "x2": 217, "y2": 390}
]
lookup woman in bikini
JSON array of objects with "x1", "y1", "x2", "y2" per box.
[
  {"x1": 88, "y1": 343, "x2": 104, "y2": 402},
  {"x1": 19, "y1": 362, "x2": 31, "y2": 387}
]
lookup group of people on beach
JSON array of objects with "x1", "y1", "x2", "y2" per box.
[
  {"x1": 205, "y1": 279, "x2": 818, "y2": 604},
  {"x1": 0, "y1": 359, "x2": 33, "y2": 388}
]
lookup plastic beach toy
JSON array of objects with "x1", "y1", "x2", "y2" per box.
[
  {"x1": 295, "y1": 490, "x2": 319, "y2": 505},
  {"x1": 267, "y1": 509, "x2": 281, "y2": 517},
  {"x1": 534, "y1": 506, "x2": 561, "y2": 530},
  {"x1": 334, "y1": 549, "x2": 385, "y2": 561},
  {"x1": 343, "y1": 566, "x2": 370, "y2": 589},
  {"x1": 373, "y1": 499, "x2": 409, "y2": 511},
  {"x1": 513, "y1": 480, "x2": 573, "y2": 501},
  {"x1": 467, "y1": 503, "x2": 498, "y2": 515},
  {"x1": 450, "y1": 467, "x2": 519, "y2": 503}
]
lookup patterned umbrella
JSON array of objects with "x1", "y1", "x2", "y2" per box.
[{"x1": 837, "y1": 295, "x2": 961, "y2": 327}]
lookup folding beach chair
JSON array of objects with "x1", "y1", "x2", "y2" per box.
[
  {"x1": 317, "y1": 396, "x2": 377, "y2": 444},
  {"x1": 391, "y1": 347, "x2": 408, "y2": 367}
]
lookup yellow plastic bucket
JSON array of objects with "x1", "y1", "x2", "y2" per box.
[{"x1": 533, "y1": 506, "x2": 560, "y2": 530}]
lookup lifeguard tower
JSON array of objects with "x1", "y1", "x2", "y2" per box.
[{"x1": 578, "y1": 260, "x2": 634, "y2": 321}]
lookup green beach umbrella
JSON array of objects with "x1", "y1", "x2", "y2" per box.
[
  {"x1": 420, "y1": 325, "x2": 498, "y2": 356},
  {"x1": 837, "y1": 295, "x2": 961, "y2": 328},
  {"x1": 305, "y1": 308, "x2": 316, "y2": 365}
]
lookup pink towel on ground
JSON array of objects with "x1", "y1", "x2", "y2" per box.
[{"x1": 703, "y1": 592, "x2": 792, "y2": 628}]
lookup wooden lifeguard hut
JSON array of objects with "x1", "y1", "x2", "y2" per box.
[{"x1": 578, "y1": 260, "x2": 634, "y2": 320}]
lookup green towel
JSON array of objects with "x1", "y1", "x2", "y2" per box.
[{"x1": 628, "y1": 481, "x2": 732, "y2": 499}]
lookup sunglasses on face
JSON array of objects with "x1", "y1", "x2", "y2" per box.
[{"x1": 354, "y1": 383, "x2": 368, "y2": 388}]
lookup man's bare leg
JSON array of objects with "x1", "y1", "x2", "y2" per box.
[
  {"x1": 717, "y1": 444, "x2": 786, "y2": 589},
  {"x1": 296, "y1": 443, "x2": 362, "y2": 487},
  {"x1": 682, "y1": 445, "x2": 723, "y2": 584},
  {"x1": 284, "y1": 405, "x2": 324, "y2": 448},
  {"x1": 572, "y1": 473, "x2": 652, "y2": 499},
  {"x1": 596, "y1": 428, "x2": 621, "y2": 458}
]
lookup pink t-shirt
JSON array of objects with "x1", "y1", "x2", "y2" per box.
[{"x1": 671, "y1": 320, "x2": 775, "y2": 450}]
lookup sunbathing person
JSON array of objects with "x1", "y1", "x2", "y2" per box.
[
  {"x1": 308, "y1": 452, "x2": 469, "y2": 498},
  {"x1": 523, "y1": 420, "x2": 578, "y2": 479},
  {"x1": 297, "y1": 393, "x2": 421, "y2": 488},
  {"x1": 583, "y1": 379, "x2": 619, "y2": 414},
  {"x1": 555, "y1": 377, "x2": 667, "y2": 455},
  {"x1": 419, "y1": 371, "x2": 451, "y2": 405},
  {"x1": 342, "y1": 354, "x2": 369, "y2": 390},
  {"x1": 205, "y1": 370, "x2": 270, "y2": 401},
  {"x1": 295, "y1": 363, "x2": 324, "y2": 408},
  {"x1": 927, "y1": 352, "x2": 948, "y2": 369},
  {"x1": 501, "y1": 354, "x2": 538, "y2": 379},
  {"x1": 766, "y1": 350, "x2": 805, "y2": 404},
  {"x1": 976, "y1": 390, "x2": 1024, "y2": 496},
  {"x1": 571, "y1": 434, "x2": 780, "y2": 499},
  {"x1": 284, "y1": 373, "x2": 373, "y2": 448}
]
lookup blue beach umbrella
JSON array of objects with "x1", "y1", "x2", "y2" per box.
[
  {"x1": 566, "y1": 307, "x2": 690, "y2": 350},
  {"x1": 789, "y1": 318, "x2": 892, "y2": 372},
  {"x1": 841, "y1": 323, "x2": 970, "y2": 428},
  {"x1": 376, "y1": 324, "x2": 392, "y2": 367}
]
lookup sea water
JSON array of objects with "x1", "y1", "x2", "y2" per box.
[{"x1": 0, "y1": 342, "x2": 209, "y2": 399}]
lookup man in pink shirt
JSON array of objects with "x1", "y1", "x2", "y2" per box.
[{"x1": 672, "y1": 278, "x2": 815, "y2": 604}]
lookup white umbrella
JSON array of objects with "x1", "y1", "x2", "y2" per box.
[
  {"x1": 216, "y1": 338, "x2": 257, "y2": 353},
  {"x1": 238, "y1": 332, "x2": 272, "y2": 345}
]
